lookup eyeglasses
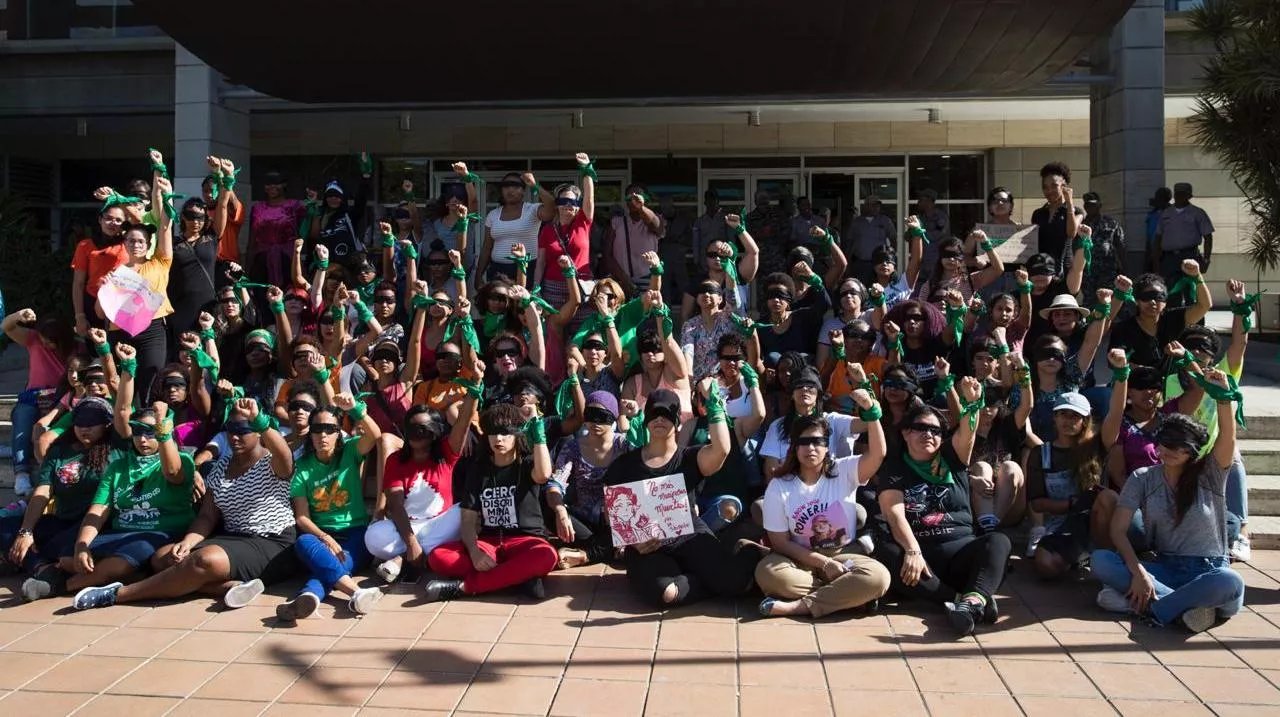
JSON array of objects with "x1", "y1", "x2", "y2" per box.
[
  {"x1": 794, "y1": 436, "x2": 826, "y2": 448},
  {"x1": 907, "y1": 423, "x2": 944, "y2": 437},
  {"x1": 493, "y1": 346, "x2": 521, "y2": 359},
  {"x1": 310, "y1": 423, "x2": 341, "y2": 435},
  {"x1": 288, "y1": 400, "x2": 317, "y2": 413},
  {"x1": 373, "y1": 295, "x2": 397, "y2": 305}
]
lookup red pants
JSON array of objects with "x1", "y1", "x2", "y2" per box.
[{"x1": 427, "y1": 534, "x2": 557, "y2": 595}]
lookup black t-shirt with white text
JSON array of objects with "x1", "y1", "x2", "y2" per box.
[{"x1": 461, "y1": 454, "x2": 547, "y2": 537}]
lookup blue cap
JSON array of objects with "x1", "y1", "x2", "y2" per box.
[{"x1": 1052, "y1": 392, "x2": 1091, "y2": 417}]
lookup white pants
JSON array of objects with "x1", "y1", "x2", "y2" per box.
[{"x1": 364, "y1": 505, "x2": 463, "y2": 561}]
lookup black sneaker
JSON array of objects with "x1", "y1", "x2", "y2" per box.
[
  {"x1": 423, "y1": 578, "x2": 465, "y2": 603},
  {"x1": 523, "y1": 577, "x2": 546, "y2": 601},
  {"x1": 982, "y1": 596, "x2": 999, "y2": 624},
  {"x1": 944, "y1": 600, "x2": 982, "y2": 637}
]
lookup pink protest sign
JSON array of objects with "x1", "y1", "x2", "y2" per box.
[
  {"x1": 604, "y1": 473, "x2": 696, "y2": 547},
  {"x1": 97, "y1": 265, "x2": 164, "y2": 336}
]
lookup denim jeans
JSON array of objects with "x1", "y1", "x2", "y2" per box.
[
  {"x1": 1090, "y1": 549, "x2": 1244, "y2": 626},
  {"x1": 11, "y1": 399, "x2": 39, "y2": 474},
  {"x1": 1226, "y1": 457, "x2": 1248, "y2": 527},
  {"x1": 295, "y1": 526, "x2": 371, "y2": 599}
]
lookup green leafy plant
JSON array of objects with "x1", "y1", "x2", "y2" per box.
[
  {"x1": 1186, "y1": 0, "x2": 1280, "y2": 273},
  {"x1": 0, "y1": 191, "x2": 74, "y2": 322}
]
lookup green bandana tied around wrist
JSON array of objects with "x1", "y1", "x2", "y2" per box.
[
  {"x1": 626, "y1": 419, "x2": 648, "y2": 449},
  {"x1": 1231, "y1": 292, "x2": 1264, "y2": 333},
  {"x1": 247, "y1": 411, "x2": 272, "y2": 433},
  {"x1": 524, "y1": 416, "x2": 548, "y2": 446},
  {"x1": 730, "y1": 220, "x2": 747, "y2": 237},
  {"x1": 411, "y1": 294, "x2": 435, "y2": 311},
  {"x1": 449, "y1": 375, "x2": 483, "y2": 400},
  {"x1": 1168, "y1": 274, "x2": 1203, "y2": 304},
  {"x1": 402, "y1": 188, "x2": 416, "y2": 203},
  {"x1": 199, "y1": 327, "x2": 216, "y2": 343},
  {"x1": 380, "y1": 230, "x2": 395, "y2": 249},
  {"x1": 521, "y1": 288, "x2": 559, "y2": 315},
  {"x1": 555, "y1": 373, "x2": 578, "y2": 420},
  {"x1": 859, "y1": 402, "x2": 884, "y2": 422},
  {"x1": 312, "y1": 366, "x2": 331, "y2": 383},
  {"x1": 561, "y1": 263, "x2": 577, "y2": 279},
  {"x1": 704, "y1": 383, "x2": 728, "y2": 425},
  {"x1": 1170, "y1": 352, "x2": 1197, "y2": 375},
  {"x1": 311, "y1": 258, "x2": 329, "y2": 273},
  {"x1": 269, "y1": 300, "x2": 286, "y2": 316},
  {"x1": 945, "y1": 303, "x2": 968, "y2": 345},
  {"x1": 120, "y1": 357, "x2": 137, "y2": 376},
  {"x1": 449, "y1": 265, "x2": 466, "y2": 281},
  {"x1": 1110, "y1": 364, "x2": 1132, "y2": 385},
  {"x1": 718, "y1": 255, "x2": 740, "y2": 284},
  {"x1": 1191, "y1": 371, "x2": 1246, "y2": 427},
  {"x1": 161, "y1": 192, "x2": 186, "y2": 222},
  {"x1": 833, "y1": 343, "x2": 846, "y2": 361},
  {"x1": 814, "y1": 227, "x2": 835, "y2": 248},
  {"x1": 188, "y1": 347, "x2": 219, "y2": 381},
  {"x1": 443, "y1": 316, "x2": 481, "y2": 354},
  {"x1": 305, "y1": 199, "x2": 321, "y2": 218},
  {"x1": 959, "y1": 388, "x2": 985, "y2": 430},
  {"x1": 330, "y1": 303, "x2": 346, "y2": 323},
  {"x1": 888, "y1": 332, "x2": 904, "y2": 356},
  {"x1": 729, "y1": 312, "x2": 765, "y2": 336},
  {"x1": 856, "y1": 373, "x2": 879, "y2": 392},
  {"x1": 401, "y1": 241, "x2": 419, "y2": 260},
  {"x1": 1016, "y1": 281, "x2": 1033, "y2": 296},
  {"x1": 452, "y1": 212, "x2": 481, "y2": 235},
  {"x1": 345, "y1": 400, "x2": 368, "y2": 422},
  {"x1": 205, "y1": 175, "x2": 220, "y2": 201},
  {"x1": 93, "y1": 340, "x2": 111, "y2": 357},
  {"x1": 352, "y1": 300, "x2": 373, "y2": 325},
  {"x1": 904, "y1": 452, "x2": 953, "y2": 485},
  {"x1": 979, "y1": 240, "x2": 995, "y2": 252},
  {"x1": 867, "y1": 291, "x2": 886, "y2": 308},
  {"x1": 649, "y1": 305, "x2": 672, "y2": 338},
  {"x1": 462, "y1": 172, "x2": 483, "y2": 186},
  {"x1": 578, "y1": 161, "x2": 598, "y2": 181},
  {"x1": 741, "y1": 363, "x2": 759, "y2": 389},
  {"x1": 934, "y1": 374, "x2": 956, "y2": 398},
  {"x1": 649, "y1": 261, "x2": 665, "y2": 277},
  {"x1": 1015, "y1": 366, "x2": 1032, "y2": 388},
  {"x1": 1089, "y1": 302, "x2": 1112, "y2": 324},
  {"x1": 219, "y1": 166, "x2": 240, "y2": 192},
  {"x1": 804, "y1": 274, "x2": 824, "y2": 291},
  {"x1": 100, "y1": 190, "x2": 143, "y2": 214},
  {"x1": 218, "y1": 385, "x2": 245, "y2": 424},
  {"x1": 988, "y1": 343, "x2": 1009, "y2": 358},
  {"x1": 1073, "y1": 234, "x2": 1094, "y2": 274},
  {"x1": 358, "y1": 153, "x2": 374, "y2": 177},
  {"x1": 906, "y1": 225, "x2": 929, "y2": 244},
  {"x1": 1114, "y1": 287, "x2": 1135, "y2": 304},
  {"x1": 148, "y1": 149, "x2": 169, "y2": 179},
  {"x1": 482, "y1": 311, "x2": 506, "y2": 337},
  {"x1": 506, "y1": 255, "x2": 533, "y2": 273}
]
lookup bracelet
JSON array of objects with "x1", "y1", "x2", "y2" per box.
[
  {"x1": 247, "y1": 411, "x2": 272, "y2": 433},
  {"x1": 93, "y1": 341, "x2": 110, "y2": 357},
  {"x1": 16, "y1": 528, "x2": 33, "y2": 538},
  {"x1": 904, "y1": 549, "x2": 921, "y2": 557}
]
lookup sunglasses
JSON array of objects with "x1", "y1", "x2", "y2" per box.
[
  {"x1": 404, "y1": 422, "x2": 436, "y2": 440},
  {"x1": 493, "y1": 346, "x2": 521, "y2": 359},
  {"x1": 583, "y1": 406, "x2": 617, "y2": 426},
  {"x1": 907, "y1": 423, "x2": 944, "y2": 437},
  {"x1": 1136, "y1": 291, "x2": 1167, "y2": 303},
  {"x1": 903, "y1": 314, "x2": 925, "y2": 323},
  {"x1": 310, "y1": 423, "x2": 341, "y2": 435},
  {"x1": 556, "y1": 197, "x2": 582, "y2": 207},
  {"x1": 182, "y1": 211, "x2": 207, "y2": 221},
  {"x1": 718, "y1": 353, "x2": 745, "y2": 362},
  {"x1": 582, "y1": 340, "x2": 607, "y2": 351},
  {"x1": 288, "y1": 400, "x2": 317, "y2": 413},
  {"x1": 794, "y1": 436, "x2": 827, "y2": 448}
]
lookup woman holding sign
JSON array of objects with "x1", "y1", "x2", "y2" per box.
[
  {"x1": 600, "y1": 387, "x2": 764, "y2": 608},
  {"x1": 756, "y1": 384, "x2": 890, "y2": 619},
  {"x1": 99, "y1": 152, "x2": 176, "y2": 406}
]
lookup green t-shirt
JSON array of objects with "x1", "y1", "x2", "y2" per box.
[
  {"x1": 37, "y1": 440, "x2": 126, "y2": 520},
  {"x1": 290, "y1": 436, "x2": 369, "y2": 532},
  {"x1": 93, "y1": 451, "x2": 197, "y2": 534},
  {"x1": 1165, "y1": 357, "x2": 1242, "y2": 459}
]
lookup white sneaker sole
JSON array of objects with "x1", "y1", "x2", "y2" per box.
[
  {"x1": 375, "y1": 560, "x2": 401, "y2": 584},
  {"x1": 1181, "y1": 606, "x2": 1217, "y2": 634},
  {"x1": 1095, "y1": 587, "x2": 1131, "y2": 614},
  {"x1": 350, "y1": 588, "x2": 383, "y2": 615},
  {"x1": 223, "y1": 578, "x2": 265, "y2": 609},
  {"x1": 276, "y1": 592, "x2": 320, "y2": 622}
]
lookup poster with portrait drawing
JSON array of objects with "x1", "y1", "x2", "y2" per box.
[{"x1": 604, "y1": 474, "x2": 695, "y2": 547}]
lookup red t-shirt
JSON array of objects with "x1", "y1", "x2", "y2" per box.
[
  {"x1": 71, "y1": 238, "x2": 129, "y2": 296},
  {"x1": 382, "y1": 440, "x2": 460, "y2": 520},
  {"x1": 537, "y1": 212, "x2": 593, "y2": 278}
]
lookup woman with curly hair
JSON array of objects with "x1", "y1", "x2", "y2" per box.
[{"x1": 882, "y1": 298, "x2": 950, "y2": 398}]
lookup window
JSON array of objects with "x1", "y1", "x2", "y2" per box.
[
  {"x1": 250, "y1": 156, "x2": 365, "y2": 202},
  {"x1": 60, "y1": 158, "x2": 148, "y2": 203},
  {"x1": 907, "y1": 153, "x2": 986, "y2": 240},
  {"x1": 1, "y1": 0, "x2": 163, "y2": 41}
]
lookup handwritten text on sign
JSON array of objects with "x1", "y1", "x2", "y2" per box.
[
  {"x1": 604, "y1": 473, "x2": 695, "y2": 547},
  {"x1": 976, "y1": 223, "x2": 1039, "y2": 264}
]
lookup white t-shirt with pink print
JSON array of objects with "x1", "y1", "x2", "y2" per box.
[{"x1": 762, "y1": 455, "x2": 863, "y2": 552}]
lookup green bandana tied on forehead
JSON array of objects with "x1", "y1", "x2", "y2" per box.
[{"x1": 247, "y1": 329, "x2": 276, "y2": 351}]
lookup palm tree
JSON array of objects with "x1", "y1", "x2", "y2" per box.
[{"x1": 1186, "y1": 0, "x2": 1280, "y2": 274}]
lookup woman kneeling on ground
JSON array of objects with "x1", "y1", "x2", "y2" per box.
[
  {"x1": 276, "y1": 393, "x2": 384, "y2": 621},
  {"x1": 71, "y1": 397, "x2": 296, "y2": 610},
  {"x1": 756, "y1": 386, "x2": 892, "y2": 619},
  {"x1": 1090, "y1": 365, "x2": 1245, "y2": 633},
  {"x1": 874, "y1": 376, "x2": 1013, "y2": 636}
]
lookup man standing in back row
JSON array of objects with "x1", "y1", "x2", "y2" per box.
[{"x1": 1153, "y1": 182, "x2": 1214, "y2": 305}]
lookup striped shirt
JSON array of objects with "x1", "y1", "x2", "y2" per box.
[{"x1": 206, "y1": 453, "x2": 293, "y2": 536}]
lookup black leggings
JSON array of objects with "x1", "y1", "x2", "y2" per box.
[
  {"x1": 624, "y1": 532, "x2": 759, "y2": 608},
  {"x1": 875, "y1": 532, "x2": 1012, "y2": 606},
  {"x1": 557, "y1": 511, "x2": 616, "y2": 566},
  {"x1": 109, "y1": 317, "x2": 168, "y2": 406}
]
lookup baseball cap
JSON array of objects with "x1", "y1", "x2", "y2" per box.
[{"x1": 1052, "y1": 392, "x2": 1091, "y2": 417}]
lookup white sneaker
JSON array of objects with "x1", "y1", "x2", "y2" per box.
[
  {"x1": 12, "y1": 473, "x2": 33, "y2": 498},
  {"x1": 1180, "y1": 606, "x2": 1217, "y2": 634},
  {"x1": 375, "y1": 558, "x2": 401, "y2": 584},
  {"x1": 1095, "y1": 586, "x2": 1131, "y2": 614},
  {"x1": 349, "y1": 586, "x2": 383, "y2": 615},
  {"x1": 223, "y1": 578, "x2": 265, "y2": 609},
  {"x1": 1025, "y1": 525, "x2": 1047, "y2": 558},
  {"x1": 1230, "y1": 536, "x2": 1252, "y2": 563},
  {"x1": 856, "y1": 534, "x2": 875, "y2": 555}
]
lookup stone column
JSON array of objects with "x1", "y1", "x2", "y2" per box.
[
  {"x1": 1089, "y1": 0, "x2": 1166, "y2": 271},
  {"x1": 174, "y1": 45, "x2": 251, "y2": 251}
]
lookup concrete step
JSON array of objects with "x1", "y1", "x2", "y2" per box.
[
  {"x1": 1248, "y1": 516, "x2": 1280, "y2": 551},
  {"x1": 1248, "y1": 475, "x2": 1280, "y2": 517},
  {"x1": 1238, "y1": 416, "x2": 1280, "y2": 442},
  {"x1": 1241, "y1": 440, "x2": 1280, "y2": 476}
]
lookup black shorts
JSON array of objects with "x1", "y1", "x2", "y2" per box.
[
  {"x1": 197, "y1": 527, "x2": 298, "y2": 584},
  {"x1": 1038, "y1": 512, "x2": 1092, "y2": 564}
]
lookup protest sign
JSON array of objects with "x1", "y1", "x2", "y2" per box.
[{"x1": 604, "y1": 473, "x2": 695, "y2": 546}]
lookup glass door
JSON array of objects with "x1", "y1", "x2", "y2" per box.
[{"x1": 854, "y1": 173, "x2": 902, "y2": 254}]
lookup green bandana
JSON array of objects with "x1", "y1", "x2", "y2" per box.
[{"x1": 904, "y1": 452, "x2": 953, "y2": 485}]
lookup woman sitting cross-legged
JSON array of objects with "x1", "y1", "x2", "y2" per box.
[
  {"x1": 874, "y1": 376, "x2": 1013, "y2": 636},
  {"x1": 276, "y1": 393, "x2": 384, "y2": 621},
  {"x1": 1089, "y1": 366, "x2": 1245, "y2": 633},
  {"x1": 756, "y1": 387, "x2": 892, "y2": 619},
  {"x1": 422, "y1": 406, "x2": 558, "y2": 602},
  {"x1": 70, "y1": 397, "x2": 296, "y2": 611}
]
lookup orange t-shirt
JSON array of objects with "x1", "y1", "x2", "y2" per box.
[
  {"x1": 71, "y1": 238, "x2": 129, "y2": 296},
  {"x1": 217, "y1": 201, "x2": 245, "y2": 263},
  {"x1": 275, "y1": 372, "x2": 342, "y2": 413},
  {"x1": 826, "y1": 355, "x2": 886, "y2": 414},
  {"x1": 411, "y1": 370, "x2": 481, "y2": 429}
]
